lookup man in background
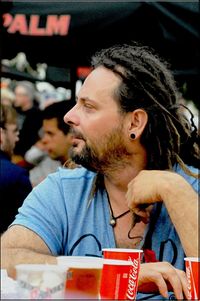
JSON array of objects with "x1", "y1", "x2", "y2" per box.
[
  {"x1": 13, "y1": 81, "x2": 42, "y2": 167},
  {"x1": 0, "y1": 103, "x2": 32, "y2": 233},
  {"x1": 28, "y1": 100, "x2": 74, "y2": 186}
]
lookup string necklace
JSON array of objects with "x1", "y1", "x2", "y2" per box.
[
  {"x1": 106, "y1": 191, "x2": 130, "y2": 227},
  {"x1": 106, "y1": 190, "x2": 143, "y2": 244}
]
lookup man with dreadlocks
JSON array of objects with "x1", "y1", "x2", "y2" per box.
[{"x1": 1, "y1": 44, "x2": 199, "y2": 300}]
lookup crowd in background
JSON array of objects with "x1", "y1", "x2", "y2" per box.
[{"x1": 0, "y1": 78, "x2": 75, "y2": 233}]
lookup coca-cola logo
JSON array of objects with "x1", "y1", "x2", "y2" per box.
[
  {"x1": 186, "y1": 266, "x2": 192, "y2": 299},
  {"x1": 126, "y1": 256, "x2": 139, "y2": 300}
]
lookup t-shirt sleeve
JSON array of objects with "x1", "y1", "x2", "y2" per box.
[
  {"x1": 11, "y1": 171, "x2": 68, "y2": 255},
  {"x1": 176, "y1": 165, "x2": 199, "y2": 194}
]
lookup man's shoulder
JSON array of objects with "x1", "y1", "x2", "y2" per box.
[
  {"x1": 0, "y1": 158, "x2": 31, "y2": 190},
  {"x1": 1, "y1": 157, "x2": 29, "y2": 176},
  {"x1": 43, "y1": 167, "x2": 97, "y2": 191},
  {"x1": 175, "y1": 164, "x2": 198, "y2": 177},
  {"x1": 174, "y1": 164, "x2": 198, "y2": 187}
]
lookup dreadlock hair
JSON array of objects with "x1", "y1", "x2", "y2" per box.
[{"x1": 91, "y1": 43, "x2": 199, "y2": 177}]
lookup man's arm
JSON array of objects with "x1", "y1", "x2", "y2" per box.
[
  {"x1": 1, "y1": 225, "x2": 56, "y2": 279},
  {"x1": 126, "y1": 170, "x2": 198, "y2": 256},
  {"x1": 161, "y1": 173, "x2": 198, "y2": 257}
]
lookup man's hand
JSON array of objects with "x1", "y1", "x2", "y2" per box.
[
  {"x1": 126, "y1": 169, "x2": 198, "y2": 256},
  {"x1": 126, "y1": 170, "x2": 169, "y2": 222},
  {"x1": 126, "y1": 170, "x2": 191, "y2": 221},
  {"x1": 138, "y1": 262, "x2": 189, "y2": 300}
]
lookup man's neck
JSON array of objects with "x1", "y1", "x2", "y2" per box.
[
  {"x1": 103, "y1": 153, "x2": 147, "y2": 209},
  {"x1": 60, "y1": 155, "x2": 69, "y2": 166},
  {"x1": 21, "y1": 102, "x2": 33, "y2": 111}
]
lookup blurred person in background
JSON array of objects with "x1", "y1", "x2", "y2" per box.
[
  {"x1": 177, "y1": 92, "x2": 199, "y2": 134},
  {"x1": 1, "y1": 88, "x2": 15, "y2": 106},
  {"x1": 12, "y1": 81, "x2": 42, "y2": 168},
  {"x1": 28, "y1": 100, "x2": 74, "y2": 186},
  {"x1": 0, "y1": 103, "x2": 32, "y2": 233}
]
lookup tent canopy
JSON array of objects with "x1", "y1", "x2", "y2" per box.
[{"x1": 1, "y1": 1, "x2": 199, "y2": 104}]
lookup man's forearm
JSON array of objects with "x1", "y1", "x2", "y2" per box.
[
  {"x1": 1, "y1": 248, "x2": 57, "y2": 279},
  {"x1": 162, "y1": 177, "x2": 198, "y2": 257}
]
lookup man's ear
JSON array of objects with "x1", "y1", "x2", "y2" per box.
[{"x1": 128, "y1": 109, "x2": 148, "y2": 139}]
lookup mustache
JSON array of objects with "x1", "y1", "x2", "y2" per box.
[{"x1": 70, "y1": 128, "x2": 85, "y2": 140}]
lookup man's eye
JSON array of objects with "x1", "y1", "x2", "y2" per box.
[
  {"x1": 46, "y1": 132, "x2": 53, "y2": 136},
  {"x1": 84, "y1": 103, "x2": 93, "y2": 109}
]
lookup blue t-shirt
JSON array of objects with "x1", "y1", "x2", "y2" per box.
[{"x1": 12, "y1": 165, "x2": 198, "y2": 300}]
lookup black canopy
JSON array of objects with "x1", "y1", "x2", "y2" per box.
[{"x1": 1, "y1": 1, "x2": 199, "y2": 105}]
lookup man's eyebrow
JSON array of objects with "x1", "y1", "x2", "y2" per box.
[{"x1": 76, "y1": 96, "x2": 96, "y2": 103}]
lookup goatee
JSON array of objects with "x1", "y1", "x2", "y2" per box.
[{"x1": 69, "y1": 127, "x2": 131, "y2": 173}]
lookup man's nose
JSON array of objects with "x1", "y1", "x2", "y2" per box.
[
  {"x1": 64, "y1": 105, "x2": 79, "y2": 126},
  {"x1": 41, "y1": 134, "x2": 49, "y2": 144}
]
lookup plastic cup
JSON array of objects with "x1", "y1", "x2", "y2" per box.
[
  {"x1": 103, "y1": 248, "x2": 143, "y2": 261},
  {"x1": 102, "y1": 248, "x2": 143, "y2": 300},
  {"x1": 184, "y1": 257, "x2": 199, "y2": 300},
  {"x1": 15, "y1": 264, "x2": 66, "y2": 299},
  {"x1": 100, "y1": 259, "x2": 139, "y2": 300},
  {"x1": 57, "y1": 256, "x2": 103, "y2": 299}
]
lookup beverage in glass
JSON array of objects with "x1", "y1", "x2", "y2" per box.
[{"x1": 57, "y1": 256, "x2": 103, "y2": 299}]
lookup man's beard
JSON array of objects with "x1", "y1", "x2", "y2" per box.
[{"x1": 69, "y1": 126, "x2": 131, "y2": 173}]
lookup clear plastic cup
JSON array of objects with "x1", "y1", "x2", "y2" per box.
[
  {"x1": 57, "y1": 256, "x2": 103, "y2": 299},
  {"x1": 15, "y1": 264, "x2": 66, "y2": 299}
]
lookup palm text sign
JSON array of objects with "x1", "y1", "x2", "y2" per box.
[{"x1": 3, "y1": 13, "x2": 71, "y2": 36}]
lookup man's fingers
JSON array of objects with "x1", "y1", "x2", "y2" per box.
[
  {"x1": 138, "y1": 262, "x2": 188, "y2": 299},
  {"x1": 163, "y1": 266, "x2": 189, "y2": 300},
  {"x1": 164, "y1": 270, "x2": 184, "y2": 300},
  {"x1": 138, "y1": 270, "x2": 169, "y2": 298},
  {"x1": 130, "y1": 206, "x2": 151, "y2": 224},
  {"x1": 176, "y1": 269, "x2": 190, "y2": 300},
  {"x1": 151, "y1": 274, "x2": 169, "y2": 298}
]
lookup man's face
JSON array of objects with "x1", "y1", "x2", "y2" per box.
[
  {"x1": 64, "y1": 66, "x2": 131, "y2": 172},
  {"x1": 1, "y1": 124, "x2": 19, "y2": 157},
  {"x1": 14, "y1": 86, "x2": 30, "y2": 108},
  {"x1": 42, "y1": 118, "x2": 72, "y2": 163}
]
